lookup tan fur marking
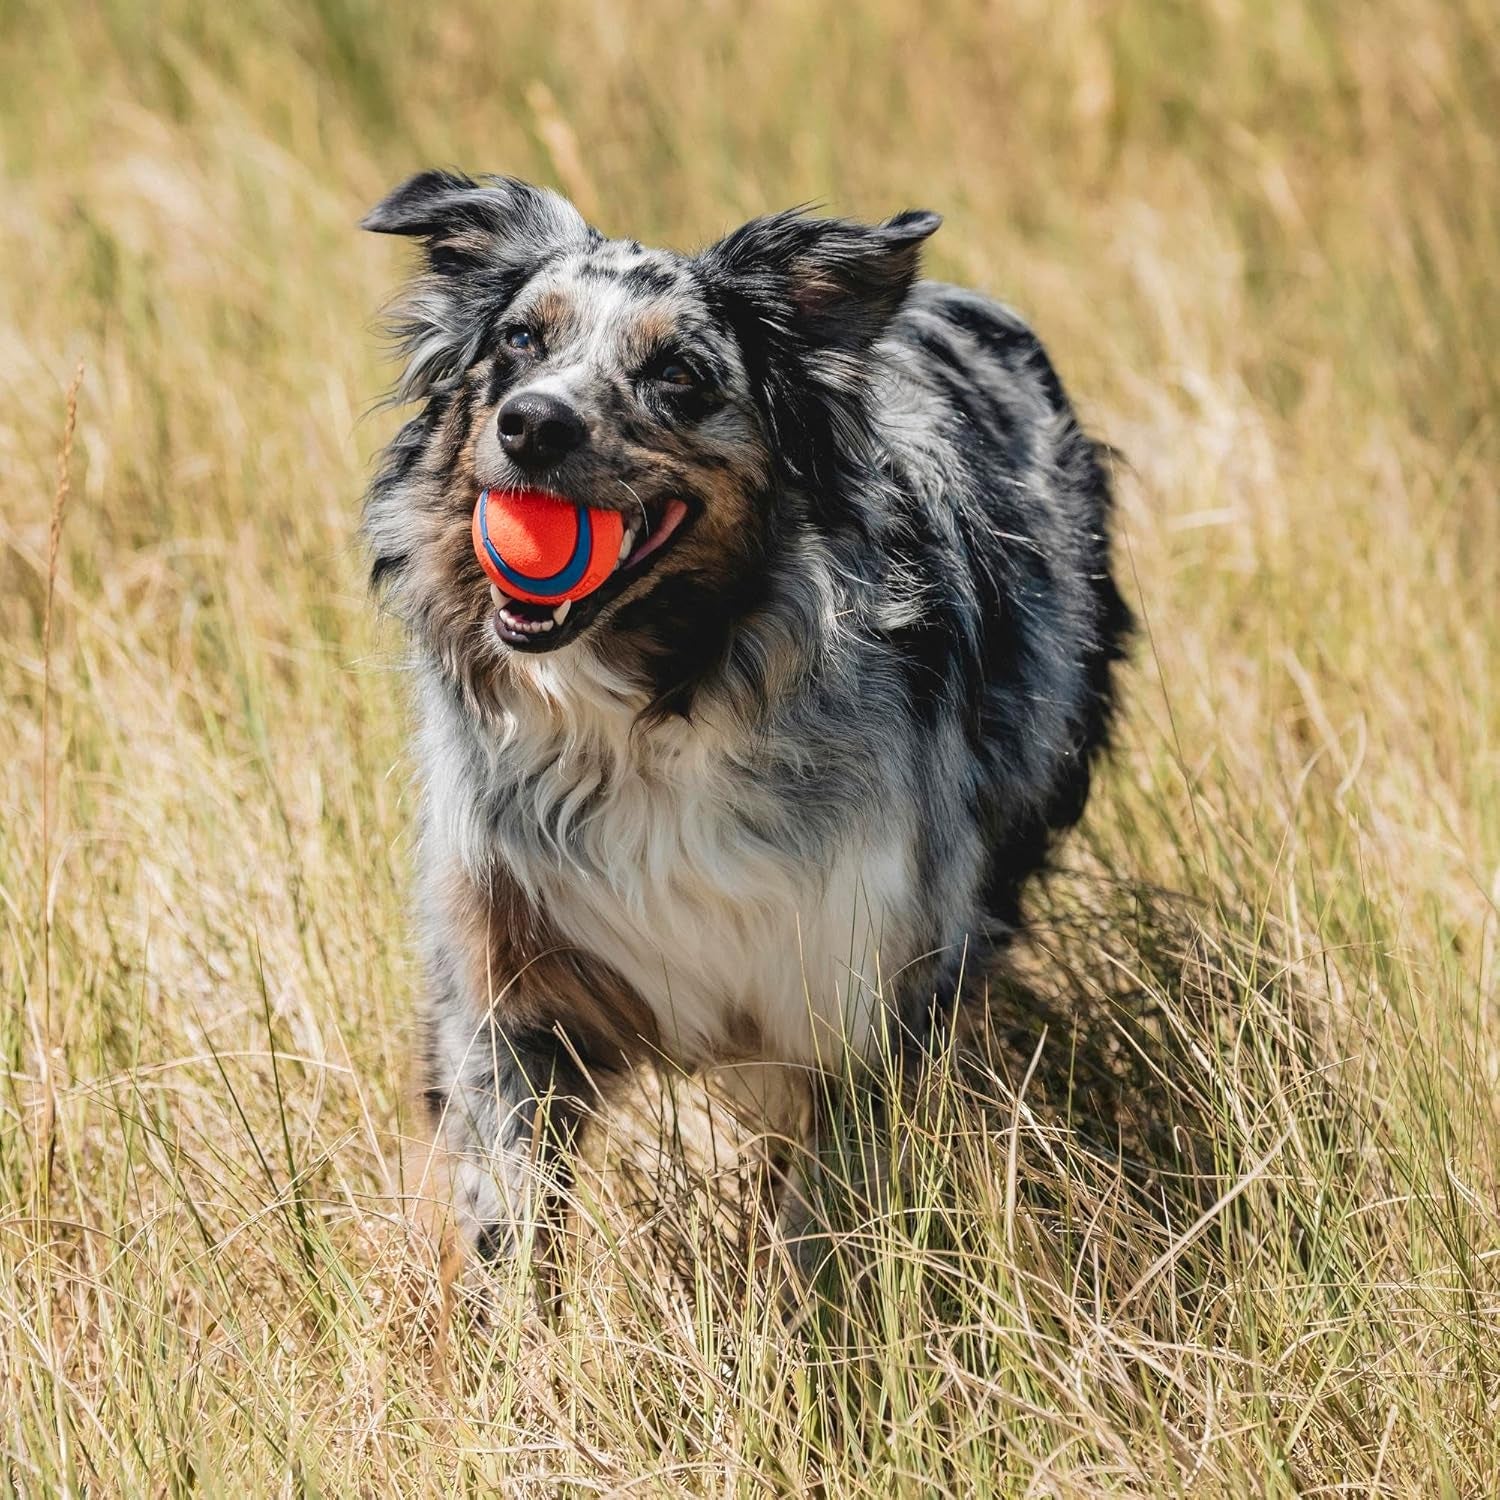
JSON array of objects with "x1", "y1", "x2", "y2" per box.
[
  {"x1": 438, "y1": 860, "x2": 662, "y2": 1063},
  {"x1": 625, "y1": 305, "x2": 679, "y2": 357},
  {"x1": 530, "y1": 287, "x2": 576, "y2": 339}
]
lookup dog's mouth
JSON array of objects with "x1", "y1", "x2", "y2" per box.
[{"x1": 488, "y1": 494, "x2": 694, "y2": 651}]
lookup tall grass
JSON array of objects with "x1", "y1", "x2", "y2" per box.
[{"x1": 2, "y1": 0, "x2": 1497, "y2": 1491}]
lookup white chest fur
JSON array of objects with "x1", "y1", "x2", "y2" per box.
[{"x1": 420, "y1": 655, "x2": 916, "y2": 1068}]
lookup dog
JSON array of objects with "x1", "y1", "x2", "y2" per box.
[{"x1": 361, "y1": 170, "x2": 1130, "y2": 1260}]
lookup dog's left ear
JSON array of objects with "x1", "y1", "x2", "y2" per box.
[{"x1": 700, "y1": 208, "x2": 941, "y2": 353}]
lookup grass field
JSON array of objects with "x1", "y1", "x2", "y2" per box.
[{"x1": 3, "y1": 0, "x2": 1498, "y2": 1492}]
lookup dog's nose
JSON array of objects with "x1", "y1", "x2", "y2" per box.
[{"x1": 497, "y1": 392, "x2": 587, "y2": 470}]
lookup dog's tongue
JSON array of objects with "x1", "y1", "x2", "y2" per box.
[{"x1": 625, "y1": 498, "x2": 690, "y2": 569}]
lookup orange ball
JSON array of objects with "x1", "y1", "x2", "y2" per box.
[{"x1": 472, "y1": 488, "x2": 626, "y2": 605}]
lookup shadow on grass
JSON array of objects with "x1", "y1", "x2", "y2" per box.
[{"x1": 562, "y1": 873, "x2": 1341, "y2": 1303}]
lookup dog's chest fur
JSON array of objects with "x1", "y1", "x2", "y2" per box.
[{"x1": 420, "y1": 655, "x2": 915, "y2": 1067}]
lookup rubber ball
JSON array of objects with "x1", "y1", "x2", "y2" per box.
[{"x1": 471, "y1": 487, "x2": 625, "y2": 606}]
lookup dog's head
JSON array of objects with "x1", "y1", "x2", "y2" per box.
[{"x1": 362, "y1": 171, "x2": 938, "y2": 709}]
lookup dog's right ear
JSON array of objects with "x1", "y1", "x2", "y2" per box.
[
  {"x1": 362, "y1": 169, "x2": 592, "y2": 276},
  {"x1": 364, "y1": 172, "x2": 594, "y2": 404}
]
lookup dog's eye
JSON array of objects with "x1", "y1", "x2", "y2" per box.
[
  {"x1": 654, "y1": 359, "x2": 698, "y2": 389},
  {"x1": 504, "y1": 326, "x2": 539, "y2": 353}
]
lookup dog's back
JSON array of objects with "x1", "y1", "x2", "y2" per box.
[{"x1": 875, "y1": 282, "x2": 1131, "y2": 932}]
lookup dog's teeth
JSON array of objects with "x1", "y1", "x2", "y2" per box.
[
  {"x1": 551, "y1": 599, "x2": 572, "y2": 625},
  {"x1": 489, "y1": 583, "x2": 508, "y2": 608},
  {"x1": 618, "y1": 527, "x2": 635, "y2": 564}
]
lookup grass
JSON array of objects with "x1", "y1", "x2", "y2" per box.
[{"x1": 2, "y1": 0, "x2": 1497, "y2": 1491}]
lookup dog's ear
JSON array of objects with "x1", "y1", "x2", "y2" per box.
[
  {"x1": 364, "y1": 172, "x2": 594, "y2": 402},
  {"x1": 700, "y1": 208, "x2": 941, "y2": 353},
  {"x1": 362, "y1": 169, "x2": 592, "y2": 276}
]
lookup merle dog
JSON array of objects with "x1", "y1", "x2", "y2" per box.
[{"x1": 361, "y1": 171, "x2": 1130, "y2": 1260}]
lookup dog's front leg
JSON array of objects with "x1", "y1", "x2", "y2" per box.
[
  {"x1": 417, "y1": 859, "x2": 607, "y2": 1265},
  {"x1": 427, "y1": 1002, "x2": 590, "y2": 1261}
]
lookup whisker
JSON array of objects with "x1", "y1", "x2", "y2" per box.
[{"x1": 615, "y1": 478, "x2": 651, "y2": 534}]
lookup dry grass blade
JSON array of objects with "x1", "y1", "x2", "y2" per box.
[{"x1": 30, "y1": 359, "x2": 84, "y2": 1215}]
